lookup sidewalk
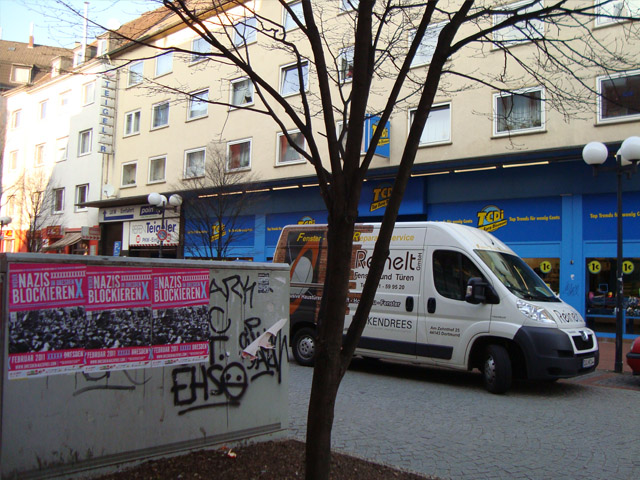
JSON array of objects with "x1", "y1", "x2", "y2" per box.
[{"x1": 596, "y1": 336, "x2": 634, "y2": 373}]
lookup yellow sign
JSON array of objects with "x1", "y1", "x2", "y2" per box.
[
  {"x1": 539, "y1": 261, "x2": 552, "y2": 274},
  {"x1": 588, "y1": 260, "x2": 601, "y2": 274},
  {"x1": 623, "y1": 260, "x2": 635, "y2": 275}
]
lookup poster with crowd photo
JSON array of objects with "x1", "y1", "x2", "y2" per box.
[
  {"x1": 151, "y1": 268, "x2": 210, "y2": 367},
  {"x1": 7, "y1": 263, "x2": 87, "y2": 379},
  {"x1": 84, "y1": 266, "x2": 153, "y2": 372}
]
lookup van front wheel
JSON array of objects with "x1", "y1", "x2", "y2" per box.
[
  {"x1": 292, "y1": 327, "x2": 316, "y2": 366},
  {"x1": 483, "y1": 344, "x2": 512, "y2": 394}
]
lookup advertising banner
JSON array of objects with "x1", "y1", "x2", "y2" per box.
[
  {"x1": 151, "y1": 268, "x2": 210, "y2": 367},
  {"x1": 7, "y1": 263, "x2": 87, "y2": 378},
  {"x1": 84, "y1": 266, "x2": 152, "y2": 372}
]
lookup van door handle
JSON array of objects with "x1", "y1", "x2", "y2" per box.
[
  {"x1": 427, "y1": 297, "x2": 436, "y2": 314},
  {"x1": 406, "y1": 296, "x2": 414, "y2": 312}
]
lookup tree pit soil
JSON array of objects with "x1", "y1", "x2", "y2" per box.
[{"x1": 92, "y1": 439, "x2": 443, "y2": 480}]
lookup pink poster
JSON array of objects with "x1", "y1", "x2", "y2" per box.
[
  {"x1": 7, "y1": 263, "x2": 86, "y2": 379},
  {"x1": 151, "y1": 268, "x2": 210, "y2": 367},
  {"x1": 84, "y1": 266, "x2": 152, "y2": 372}
]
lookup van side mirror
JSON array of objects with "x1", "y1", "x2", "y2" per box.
[{"x1": 465, "y1": 277, "x2": 499, "y2": 305}]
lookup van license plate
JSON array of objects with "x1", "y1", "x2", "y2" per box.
[{"x1": 582, "y1": 357, "x2": 595, "y2": 368}]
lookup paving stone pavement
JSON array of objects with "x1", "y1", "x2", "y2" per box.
[{"x1": 287, "y1": 359, "x2": 640, "y2": 480}]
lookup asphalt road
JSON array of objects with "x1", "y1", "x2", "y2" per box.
[{"x1": 287, "y1": 359, "x2": 640, "y2": 480}]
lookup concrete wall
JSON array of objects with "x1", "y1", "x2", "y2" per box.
[{"x1": 0, "y1": 253, "x2": 290, "y2": 479}]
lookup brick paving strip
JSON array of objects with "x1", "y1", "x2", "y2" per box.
[{"x1": 564, "y1": 371, "x2": 640, "y2": 391}]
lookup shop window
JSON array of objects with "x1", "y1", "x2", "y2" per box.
[
  {"x1": 522, "y1": 258, "x2": 560, "y2": 294},
  {"x1": 586, "y1": 257, "x2": 640, "y2": 336},
  {"x1": 433, "y1": 250, "x2": 484, "y2": 301}
]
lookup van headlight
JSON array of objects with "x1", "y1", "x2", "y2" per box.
[{"x1": 517, "y1": 300, "x2": 556, "y2": 324}]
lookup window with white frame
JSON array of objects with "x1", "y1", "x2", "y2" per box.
[
  {"x1": 596, "y1": 0, "x2": 640, "y2": 26},
  {"x1": 338, "y1": 46, "x2": 354, "y2": 83},
  {"x1": 148, "y1": 155, "x2": 166, "y2": 183},
  {"x1": 9, "y1": 150, "x2": 18, "y2": 170},
  {"x1": 152, "y1": 101, "x2": 170, "y2": 129},
  {"x1": 284, "y1": 1, "x2": 304, "y2": 31},
  {"x1": 277, "y1": 131, "x2": 306, "y2": 165},
  {"x1": 493, "y1": 0, "x2": 544, "y2": 46},
  {"x1": 410, "y1": 103, "x2": 451, "y2": 145},
  {"x1": 122, "y1": 162, "x2": 137, "y2": 187},
  {"x1": 127, "y1": 61, "x2": 143, "y2": 86},
  {"x1": 35, "y1": 143, "x2": 46, "y2": 166},
  {"x1": 11, "y1": 65, "x2": 31, "y2": 83},
  {"x1": 191, "y1": 37, "x2": 210, "y2": 63},
  {"x1": 409, "y1": 22, "x2": 446, "y2": 67},
  {"x1": 155, "y1": 51, "x2": 173, "y2": 76},
  {"x1": 73, "y1": 50, "x2": 84, "y2": 67},
  {"x1": 233, "y1": 17, "x2": 257, "y2": 46},
  {"x1": 494, "y1": 87, "x2": 545, "y2": 135},
  {"x1": 230, "y1": 77, "x2": 254, "y2": 107},
  {"x1": 78, "y1": 129, "x2": 92, "y2": 155},
  {"x1": 59, "y1": 91, "x2": 71, "y2": 111},
  {"x1": 340, "y1": 0, "x2": 359, "y2": 11},
  {"x1": 184, "y1": 148, "x2": 206, "y2": 178},
  {"x1": 280, "y1": 61, "x2": 309, "y2": 96},
  {"x1": 227, "y1": 139, "x2": 252, "y2": 171},
  {"x1": 53, "y1": 188, "x2": 65, "y2": 214},
  {"x1": 10, "y1": 110, "x2": 21, "y2": 129},
  {"x1": 82, "y1": 81, "x2": 95, "y2": 105},
  {"x1": 75, "y1": 184, "x2": 88, "y2": 211},
  {"x1": 56, "y1": 137, "x2": 68, "y2": 162},
  {"x1": 124, "y1": 110, "x2": 141, "y2": 136},
  {"x1": 188, "y1": 90, "x2": 209, "y2": 120},
  {"x1": 598, "y1": 71, "x2": 640, "y2": 122},
  {"x1": 39, "y1": 100, "x2": 48, "y2": 120},
  {"x1": 97, "y1": 38, "x2": 108, "y2": 56},
  {"x1": 337, "y1": 121, "x2": 365, "y2": 154}
]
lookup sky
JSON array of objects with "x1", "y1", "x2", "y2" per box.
[{"x1": 0, "y1": 0, "x2": 156, "y2": 48}]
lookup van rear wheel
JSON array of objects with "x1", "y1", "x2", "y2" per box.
[
  {"x1": 483, "y1": 344, "x2": 512, "y2": 394},
  {"x1": 292, "y1": 327, "x2": 316, "y2": 366}
]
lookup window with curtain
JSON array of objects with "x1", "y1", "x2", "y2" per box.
[
  {"x1": 494, "y1": 88, "x2": 544, "y2": 135},
  {"x1": 409, "y1": 22, "x2": 445, "y2": 67},
  {"x1": 152, "y1": 101, "x2": 170, "y2": 128},
  {"x1": 277, "y1": 131, "x2": 306, "y2": 164},
  {"x1": 598, "y1": 71, "x2": 640, "y2": 122},
  {"x1": 411, "y1": 103, "x2": 451, "y2": 145},
  {"x1": 227, "y1": 140, "x2": 251, "y2": 171},
  {"x1": 185, "y1": 148, "x2": 205, "y2": 178},
  {"x1": 231, "y1": 78, "x2": 254, "y2": 106}
]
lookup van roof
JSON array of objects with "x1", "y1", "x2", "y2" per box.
[{"x1": 280, "y1": 221, "x2": 514, "y2": 254}]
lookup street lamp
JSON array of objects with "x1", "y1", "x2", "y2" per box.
[
  {"x1": 147, "y1": 193, "x2": 182, "y2": 258},
  {"x1": 0, "y1": 216, "x2": 12, "y2": 252},
  {"x1": 582, "y1": 136, "x2": 640, "y2": 373}
]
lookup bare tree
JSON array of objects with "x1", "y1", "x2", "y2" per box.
[
  {"x1": 51, "y1": 0, "x2": 640, "y2": 478},
  {"x1": 177, "y1": 142, "x2": 262, "y2": 260},
  {"x1": 2, "y1": 169, "x2": 62, "y2": 252}
]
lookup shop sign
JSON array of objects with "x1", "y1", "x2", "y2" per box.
[
  {"x1": 101, "y1": 205, "x2": 180, "y2": 223},
  {"x1": 588, "y1": 260, "x2": 602, "y2": 274},
  {"x1": 97, "y1": 72, "x2": 116, "y2": 155},
  {"x1": 265, "y1": 211, "x2": 328, "y2": 246},
  {"x1": 129, "y1": 218, "x2": 179, "y2": 247}
]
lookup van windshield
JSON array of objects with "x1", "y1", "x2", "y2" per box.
[{"x1": 475, "y1": 250, "x2": 560, "y2": 302}]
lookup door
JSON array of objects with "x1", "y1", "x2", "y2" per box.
[{"x1": 419, "y1": 247, "x2": 493, "y2": 367}]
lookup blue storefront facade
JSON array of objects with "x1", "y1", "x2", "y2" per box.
[{"x1": 184, "y1": 147, "x2": 640, "y2": 339}]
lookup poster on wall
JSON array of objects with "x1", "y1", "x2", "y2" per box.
[
  {"x1": 151, "y1": 268, "x2": 210, "y2": 367},
  {"x1": 7, "y1": 263, "x2": 87, "y2": 379},
  {"x1": 84, "y1": 266, "x2": 153, "y2": 372}
]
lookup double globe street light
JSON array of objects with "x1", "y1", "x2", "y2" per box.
[
  {"x1": 582, "y1": 136, "x2": 640, "y2": 373},
  {"x1": 147, "y1": 193, "x2": 182, "y2": 258}
]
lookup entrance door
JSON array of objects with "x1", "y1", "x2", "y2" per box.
[{"x1": 419, "y1": 247, "x2": 492, "y2": 368}]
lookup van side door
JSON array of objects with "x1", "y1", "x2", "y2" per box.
[{"x1": 419, "y1": 247, "x2": 492, "y2": 368}]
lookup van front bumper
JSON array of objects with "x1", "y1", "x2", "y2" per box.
[{"x1": 514, "y1": 326, "x2": 599, "y2": 380}]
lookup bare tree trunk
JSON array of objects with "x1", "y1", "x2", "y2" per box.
[{"x1": 305, "y1": 214, "x2": 355, "y2": 480}]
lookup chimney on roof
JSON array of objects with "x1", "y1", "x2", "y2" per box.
[{"x1": 28, "y1": 23, "x2": 34, "y2": 48}]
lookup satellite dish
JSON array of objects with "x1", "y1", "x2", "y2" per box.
[
  {"x1": 102, "y1": 184, "x2": 115, "y2": 198},
  {"x1": 107, "y1": 18, "x2": 121, "y2": 31}
]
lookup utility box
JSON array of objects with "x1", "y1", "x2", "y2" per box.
[{"x1": 0, "y1": 254, "x2": 290, "y2": 479}]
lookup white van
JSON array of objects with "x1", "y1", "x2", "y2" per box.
[{"x1": 274, "y1": 222, "x2": 599, "y2": 393}]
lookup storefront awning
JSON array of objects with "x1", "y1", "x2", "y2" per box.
[{"x1": 43, "y1": 232, "x2": 82, "y2": 251}]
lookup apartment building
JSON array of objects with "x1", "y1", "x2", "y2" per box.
[{"x1": 3, "y1": 1, "x2": 640, "y2": 339}]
